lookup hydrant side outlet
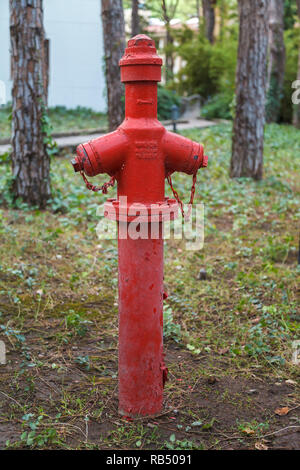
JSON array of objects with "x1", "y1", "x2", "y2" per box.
[{"x1": 72, "y1": 34, "x2": 208, "y2": 417}]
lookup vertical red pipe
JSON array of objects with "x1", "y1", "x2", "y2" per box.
[{"x1": 118, "y1": 222, "x2": 164, "y2": 416}]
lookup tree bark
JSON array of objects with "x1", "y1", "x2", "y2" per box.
[
  {"x1": 293, "y1": 0, "x2": 300, "y2": 128},
  {"x1": 101, "y1": 0, "x2": 126, "y2": 131},
  {"x1": 196, "y1": 0, "x2": 201, "y2": 32},
  {"x1": 202, "y1": 0, "x2": 215, "y2": 44},
  {"x1": 230, "y1": 0, "x2": 269, "y2": 181},
  {"x1": 131, "y1": 0, "x2": 140, "y2": 37},
  {"x1": 161, "y1": 0, "x2": 180, "y2": 82},
  {"x1": 10, "y1": 0, "x2": 51, "y2": 208},
  {"x1": 266, "y1": 0, "x2": 285, "y2": 123}
]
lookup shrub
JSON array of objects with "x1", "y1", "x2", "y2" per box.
[
  {"x1": 174, "y1": 31, "x2": 238, "y2": 102},
  {"x1": 157, "y1": 85, "x2": 181, "y2": 120},
  {"x1": 201, "y1": 92, "x2": 234, "y2": 120},
  {"x1": 279, "y1": 28, "x2": 299, "y2": 123}
]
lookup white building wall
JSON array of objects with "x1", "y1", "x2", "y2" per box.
[
  {"x1": 0, "y1": 0, "x2": 106, "y2": 112},
  {"x1": 0, "y1": 0, "x2": 11, "y2": 108}
]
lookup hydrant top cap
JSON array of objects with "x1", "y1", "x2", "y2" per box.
[
  {"x1": 119, "y1": 34, "x2": 163, "y2": 68},
  {"x1": 127, "y1": 34, "x2": 156, "y2": 49}
]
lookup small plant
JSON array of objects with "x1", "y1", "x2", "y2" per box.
[
  {"x1": 164, "y1": 433, "x2": 203, "y2": 450},
  {"x1": 75, "y1": 355, "x2": 90, "y2": 370},
  {"x1": 0, "y1": 323, "x2": 25, "y2": 345},
  {"x1": 41, "y1": 101, "x2": 58, "y2": 158},
  {"x1": 237, "y1": 419, "x2": 269, "y2": 437},
  {"x1": 20, "y1": 414, "x2": 59, "y2": 448},
  {"x1": 64, "y1": 310, "x2": 92, "y2": 337},
  {"x1": 244, "y1": 305, "x2": 290, "y2": 364},
  {"x1": 163, "y1": 305, "x2": 181, "y2": 342}
]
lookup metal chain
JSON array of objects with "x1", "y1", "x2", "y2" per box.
[
  {"x1": 167, "y1": 172, "x2": 197, "y2": 220},
  {"x1": 79, "y1": 168, "x2": 197, "y2": 219},
  {"x1": 79, "y1": 170, "x2": 116, "y2": 194}
]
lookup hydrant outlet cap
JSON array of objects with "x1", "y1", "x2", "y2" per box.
[
  {"x1": 71, "y1": 158, "x2": 82, "y2": 173},
  {"x1": 120, "y1": 34, "x2": 162, "y2": 82}
]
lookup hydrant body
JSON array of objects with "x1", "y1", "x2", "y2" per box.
[{"x1": 73, "y1": 35, "x2": 207, "y2": 416}]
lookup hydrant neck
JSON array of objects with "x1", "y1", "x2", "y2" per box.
[{"x1": 125, "y1": 82, "x2": 158, "y2": 120}]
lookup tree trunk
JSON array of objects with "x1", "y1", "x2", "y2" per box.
[
  {"x1": 293, "y1": 0, "x2": 300, "y2": 128},
  {"x1": 202, "y1": 0, "x2": 215, "y2": 43},
  {"x1": 230, "y1": 0, "x2": 269, "y2": 180},
  {"x1": 10, "y1": 0, "x2": 51, "y2": 208},
  {"x1": 161, "y1": 0, "x2": 179, "y2": 82},
  {"x1": 42, "y1": 38, "x2": 49, "y2": 105},
  {"x1": 266, "y1": 0, "x2": 285, "y2": 123},
  {"x1": 131, "y1": 0, "x2": 140, "y2": 37},
  {"x1": 196, "y1": 0, "x2": 201, "y2": 32},
  {"x1": 101, "y1": 0, "x2": 125, "y2": 131},
  {"x1": 165, "y1": 24, "x2": 175, "y2": 81}
]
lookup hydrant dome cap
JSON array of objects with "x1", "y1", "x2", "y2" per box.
[{"x1": 119, "y1": 34, "x2": 163, "y2": 67}]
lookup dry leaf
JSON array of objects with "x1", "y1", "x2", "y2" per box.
[
  {"x1": 275, "y1": 407, "x2": 289, "y2": 416},
  {"x1": 242, "y1": 427, "x2": 255, "y2": 435},
  {"x1": 218, "y1": 347, "x2": 229, "y2": 355},
  {"x1": 285, "y1": 379, "x2": 297, "y2": 385},
  {"x1": 255, "y1": 442, "x2": 268, "y2": 450}
]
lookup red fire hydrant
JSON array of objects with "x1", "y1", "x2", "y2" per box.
[{"x1": 72, "y1": 35, "x2": 207, "y2": 417}]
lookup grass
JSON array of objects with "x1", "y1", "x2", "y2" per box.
[
  {"x1": 0, "y1": 122, "x2": 299, "y2": 449},
  {"x1": 0, "y1": 105, "x2": 107, "y2": 139}
]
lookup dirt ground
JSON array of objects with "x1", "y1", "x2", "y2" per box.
[
  {"x1": 0, "y1": 334, "x2": 299, "y2": 450},
  {"x1": 0, "y1": 124, "x2": 299, "y2": 449}
]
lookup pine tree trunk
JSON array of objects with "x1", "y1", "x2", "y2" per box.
[
  {"x1": 230, "y1": 0, "x2": 269, "y2": 180},
  {"x1": 101, "y1": 0, "x2": 125, "y2": 132},
  {"x1": 196, "y1": 0, "x2": 201, "y2": 32},
  {"x1": 10, "y1": 0, "x2": 51, "y2": 208},
  {"x1": 131, "y1": 0, "x2": 140, "y2": 37},
  {"x1": 293, "y1": 0, "x2": 300, "y2": 128},
  {"x1": 202, "y1": 0, "x2": 215, "y2": 44},
  {"x1": 165, "y1": 24, "x2": 174, "y2": 81},
  {"x1": 162, "y1": 0, "x2": 174, "y2": 81},
  {"x1": 266, "y1": 0, "x2": 285, "y2": 123}
]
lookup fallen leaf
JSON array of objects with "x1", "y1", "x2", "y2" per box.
[
  {"x1": 275, "y1": 407, "x2": 289, "y2": 416},
  {"x1": 285, "y1": 379, "x2": 297, "y2": 385},
  {"x1": 242, "y1": 427, "x2": 255, "y2": 435},
  {"x1": 255, "y1": 442, "x2": 268, "y2": 450},
  {"x1": 191, "y1": 420, "x2": 203, "y2": 427},
  {"x1": 218, "y1": 348, "x2": 229, "y2": 355}
]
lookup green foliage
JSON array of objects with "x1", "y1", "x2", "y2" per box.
[
  {"x1": 64, "y1": 310, "x2": 92, "y2": 337},
  {"x1": 266, "y1": 75, "x2": 284, "y2": 123},
  {"x1": 40, "y1": 102, "x2": 59, "y2": 157},
  {"x1": 0, "y1": 105, "x2": 107, "y2": 140},
  {"x1": 244, "y1": 305, "x2": 294, "y2": 364},
  {"x1": 163, "y1": 305, "x2": 182, "y2": 342},
  {"x1": 75, "y1": 355, "x2": 90, "y2": 370},
  {"x1": 157, "y1": 85, "x2": 181, "y2": 120},
  {"x1": 280, "y1": 28, "x2": 300, "y2": 123},
  {"x1": 0, "y1": 103, "x2": 11, "y2": 139},
  {"x1": 20, "y1": 414, "x2": 59, "y2": 448},
  {"x1": 174, "y1": 31, "x2": 237, "y2": 119},
  {"x1": 201, "y1": 92, "x2": 234, "y2": 120},
  {"x1": 283, "y1": 0, "x2": 299, "y2": 30},
  {"x1": 164, "y1": 433, "x2": 203, "y2": 450}
]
